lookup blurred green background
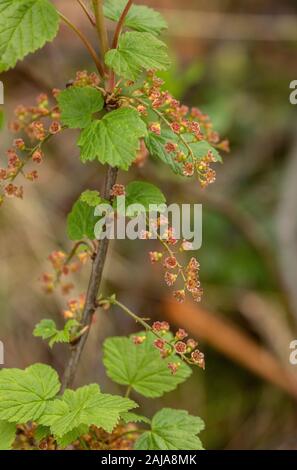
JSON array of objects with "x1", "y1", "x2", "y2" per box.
[{"x1": 1, "y1": 0, "x2": 297, "y2": 450}]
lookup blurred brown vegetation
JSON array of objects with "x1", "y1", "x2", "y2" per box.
[{"x1": 1, "y1": 0, "x2": 297, "y2": 450}]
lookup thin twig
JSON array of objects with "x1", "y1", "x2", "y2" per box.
[
  {"x1": 112, "y1": 0, "x2": 133, "y2": 49},
  {"x1": 76, "y1": 0, "x2": 96, "y2": 26},
  {"x1": 61, "y1": 166, "x2": 118, "y2": 392},
  {"x1": 58, "y1": 11, "x2": 104, "y2": 77},
  {"x1": 108, "y1": 1, "x2": 133, "y2": 91}
]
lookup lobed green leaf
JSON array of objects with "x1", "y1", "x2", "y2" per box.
[
  {"x1": 104, "y1": 0, "x2": 167, "y2": 36},
  {"x1": 103, "y1": 332, "x2": 191, "y2": 398},
  {"x1": 135, "y1": 408, "x2": 205, "y2": 450},
  {"x1": 78, "y1": 107, "x2": 147, "y2": 170},
  {"x1": 0, "y1": 0, "x2": 59, "y2": 72},
  {"x1": 39, "y1": 384, "x2": 137, "y2": 437},
  {"x1": 0, "y1": 421, "x2": 16, "y2": 450},
  {"x1": 57, "y1": 86, "x2": 104, "y2": 129},
  {"x1": 0, "y1": 364, "x2": 60, "y2": 423},
  {"x1": 105, "y1": 32, "x2": 170, "y2": 81}
]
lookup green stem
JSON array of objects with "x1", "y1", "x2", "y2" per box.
[
  {"x1": 108, "y1": 1, "x2": 134, "y2": 91},
  {"x1": 92, "y1": 0, "x2": 109, "y2": 58},
  {"x1": 125, "y1": 385, "x2": 132, "y2": 398},
  {"x1": 58, "y1": 12, "x2": 104, "y2": 76},
  {"x1": 76, "y1": 0, "x2": 96, "y2": 26}
]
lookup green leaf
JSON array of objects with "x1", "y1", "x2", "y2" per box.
[
  {"x1": 56, "y1": 425, "x2": 89, "y2": 448},
  {"x1": 0, "y1": 421, "x2": 16, "y2": 450},
  {"x1": 78, "y1": 107, "x2": 147, "y2": 170},
  {"x1": 57, "y1": 86, "x2": 104, "y2": 129},
  {"x1": 116, "y1": 181, "x2": 166, "y2": 216},
  {"x1": 135, "y1": 408, "x2": 205, "y2": 450},
  {"x1": 35, "y1": 425, "x2": 51, "y2": 442},
  {"x1": 0, "y1": 364, "x2": 60, "y2": 423},
  {"x1": 103, "y1": 332, "x2": 191, "y2": 398},
  {"x1": 105, "y1": 32, "x2": 170, "y2": 81},
  {"x1": 80, "y1": 190, "x2": 102, "y2": 207},
  {"x1": 0, "y1": 0, "x2": 59, "y2": 72},
  {"x1": 39, "y1": 384, "x2": 137, "y2": 437},
  {"x1": 145, "y1": 130, "x2": 183, "y2": 175},
  {"x1": 33, "y1": 319, "x2": 79, "y2": 348},
  {"x1": 104, "y1": 0, "x2": 167, "y2": 36},
  {"x1": 188, "y1": 139, "x2": 222, "y2": 163},
  {"x1": 146, "y1": 131, "x2": 222, "y2": 175},
  {"x1": 67, "y1": 199, "x2": 101, "y2": 241},
  {"x1": 120, "y1": 412, "x2": 151, "y2": 425}
]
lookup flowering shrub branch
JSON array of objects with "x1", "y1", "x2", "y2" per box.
[{"x1": 0, "y1": 0, "x2": 228, "y2": 450}]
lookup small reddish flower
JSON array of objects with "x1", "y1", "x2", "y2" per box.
[
  {"x1": 168, "y1": 362, "x2": 180, "y2": 375},
  {"x1": 165, "y1": 142, "x2": 177, "y2": 153},
  {"x1": 149, "y1": 251, "x2": 162, "y2": 264},
  {"x1": 188, "y1": 257, "x2": 200, "y2": 271},
  {"x1": 110, "y1": 184, "x2": 126, "y2": 197},
  {"x1": 31, "y1": 121, "x2": 45, "y2": 140},
  {"x1": 164, "y1": 272, "x2": 177, "y2": 286},
  {"x1": 137, "y1": 104, "x2": 147, "y2": 115},
  {"x1": 13, "y1": 138, "x2": 25, "y2": 150},
  {"x1": 133, "y1": 335, "x2": 146, "y2": 345},
  {"x1": 174, "y1": 341, "x2": 187, "y2": 355},
  {"x1": 32, "y1": 149, "x2": 43, "y2": 164},
  {"x1": 164, "y1": 256, "x2": 178, "y2": 269},
  {"x1": 182, "y1": 162, "x2": 194, "y2": 177},
  {"x1": 175, "y1": 328, "x2": 188, "y2": 340},
  {"x1": 173, "y1": 289, "x2": 185, "y2": 303},
  {"x1": 25, "y1": 170, "x2": 38, "y2": 181},
  {"x1": 149, "y1": 122, "x2": 161, "y2": 135},
  {"x1": 171, "y1": 122, "x2": 181, "y2": 134},
  {"x1": 187, "y1": 338, "x2": 198, "y2": 350},
  {"x1": 49, "y1": 121, "x2": 61, "y2": 135},
  {"x1": 154, "y1": 338, "x2": 166, "y2": 350},
  {"x1": 152, "y1": 321, "x2": 170, "y2": 333},
  {"x1": 191, "y1": 350, "x2": 205, "y2": 369}
]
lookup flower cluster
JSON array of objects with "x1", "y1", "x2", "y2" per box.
[
  {"x1": 130, "y1": 71, "x2": 229, "y2": 188},
  {"x1": 63, "y1": 294, "x2": 86, "y2": 321},
  {"x1": 133, "y1": 321, "x2": 205, "y2": 373},
  {"x1": 41, "y1": 248, "x2": 90, "y2": 295},
  {"x1": 147, "y1": 219, "x2": 203, "y2": 303},
  {"x1": 0, "y1": 92, "x2": 63, "y2": 205}
]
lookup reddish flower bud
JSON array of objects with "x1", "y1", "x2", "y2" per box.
[
  {"x1": 171, "y1": 122, "x2": 181, "y2": 134},
  {"x1": 191, "y1": 350, "x2": 205, "y2": 369},
  {"x1": 154, "y1": 338, "x2": 166, "y2": 350},
  {"x1": 32, "y1": 149, "x2": 43, "y2": 164},
  {"x1": 13, "y1": 138, "x2": 25, "y2": 150},
  {"x1": 187, "y1": 338, "x2": 198, "y2": 350},
  {"x1": 165, "y1": 142, "x2": 177, "y2": 153},
  {"x1": 149, "y1": 251, "x2": 163, "y2": 264},
  {"x1": 152, "y1": 321, "x2": 170, "y2": 333},
  {"x1": 168, "y1": 362, "x2": 180, "y2": 375},
  {"x1": 175, "y1": 328, "x2": 188, "y2": 340},
  {"x1": 133, "y1": 335, "x2": 146, "y2": 345},
  {"x1": 149, "y1": 122, "x2": 161, "y2": 135}
]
